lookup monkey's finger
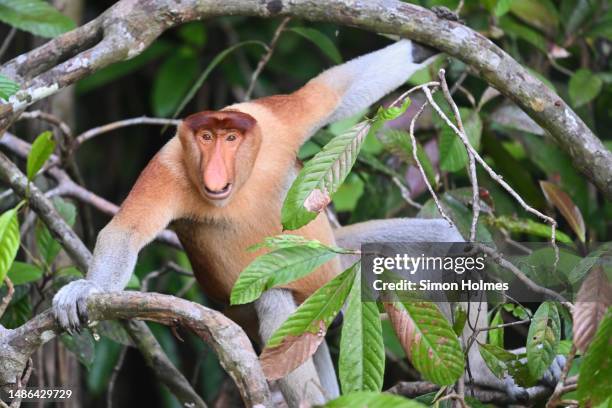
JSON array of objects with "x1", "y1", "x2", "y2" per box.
[{"x1": 76, "y1": 297, "x2": 89, "y2": 325}]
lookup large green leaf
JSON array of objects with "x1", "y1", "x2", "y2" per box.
[
  {"x1": 569, "y1": 69, "x2": 603, "y2": 108},
  {"x1": 289, "y1": 27, "x2": 342, "y2": 64},
  {"x1": 577, "y1": 308, "x2": 612, "y2": 406},
  {"x1": 0, "y1": 0, "x2": 75, "y2": 37},
  {"x1": 282, "y1": 102, "x2": 410, "y2": 230},
  {"x1": 266, "y1": 263, "x2": 357, "y2": 348},
  {"x1": 0, "y1": 208, "x2": 20, "y2": 287},
  {"x1": 60, "y1": 330, "x2": 95, "y2": 370},
  {"x1": 27, "y1": 131, "x2": 56, "y2": 181},
  {"x1": 489, "y1": 216, "x2": 573, "y2": 244},
  {"x1": 7, "y1": 261, "x2": 42, "y2": 285},
  {"x1": 0, "y1": 74, "x2": 19, "y2": 100},
  {"x1": 230, "y1": 241, "x2": 344, "y2": 305},
  {"x1": 510, "y1": 0, "x2": 559, "y2": 35},
  {"x1": 339, "y1": 271, "x2": 384, "y2": 393},
  {"x1": 526, "y1": 302, "x2": 560, "y2": 379},
  {"x1": 36, "y1": 197, "x2": 76, "y2": 266},
  {"x1": 325, "y1": 391, "x2": 426, "y2": 408},
  {"x1": 385, "y1": 301, "x2": 464, "y2": 385},
  {"x1": 479, "y1": 343, "x2": 517, "y2": 379}
]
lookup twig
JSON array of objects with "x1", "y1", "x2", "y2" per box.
[
  {"x1": 74, "y1": 117, "x2": 180, "y2": 147},
  {"x1": 408, "y1": 99, "x2": 453, "y2": 225},
  {"x1": 437, "y1": 70, "x2": 479, "y2": 241},
  {"x1": 244, "y1": 17, "x2": 291, "y2": 101},
  {"x1": 391, "y1": 176, "x2": 422, "y2": 209},
  {"x1": 423, "y1": 85, "x2": 558, "y2": 255},
  {"x1": 0, "y1": 27, "x2": 16, "y2": 62},
  {"x1": 476, "y1": 244, "x2": 570, "y2": 305},
  {"x1": 106, "y1": 346, "x2": 128, "y2": 408},
  {"x1": 0, "y1": 277, "x2": 14, "y2": 318},
  {"x1": 19, "y1": 110, "x2": 72, "y2": 139}
]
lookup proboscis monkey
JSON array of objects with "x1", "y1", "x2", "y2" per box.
[{"x1": 52, "y1": 40, "x2": 562, "y2": 405}]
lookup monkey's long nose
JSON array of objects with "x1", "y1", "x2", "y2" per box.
[{"x1": 203, "y1": 152, "x2": 231, "y2": 198}]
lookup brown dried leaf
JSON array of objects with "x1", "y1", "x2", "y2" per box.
[
  {"x1": 260, "y1": 321, "x2": 326, "y2": 380},
  {"x1": 573, "y1": 266, "x2": 612, "y2": 353},
  {"x1": 540, "y1": 181, "x2": 586, "y2": 242},
  {"x1": 383, "y1": 302, "x2": 419, "y2": 360},
  {"x1": 303, "y1": 188, "x2": 331, "y2": 213}
]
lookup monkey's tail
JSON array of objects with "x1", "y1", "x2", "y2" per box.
[{"x1": 309, "y1": 40, "x2": 439, "y2": 124}]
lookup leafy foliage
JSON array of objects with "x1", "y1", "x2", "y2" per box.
[
  {"x1": 324, "y1": 391, "x2": 426, "y2": 408},
  {"x1": 230, "y1": 239, "x2": 344, "y2": 305},
  {"x1": 0, "y1": 0, "x2": 75, "y2": 37},
  {"x1": 0, "y1": 74, "x2": 19, "y2": 100},
  {"x1": 526, "y1": 302, "x2": 560, "y2": 379},
  {"x1": 27, "y1": 131, "x2": 56, "y2": 181},
  {"x1": 0, "y1": 207, "x2": 20, "y2": 287},
  {"x1": 577, "y1": 307, "x2": 612, "y2": 406},
  {"x1": 339, "y1": 270, "x2": 384, "y2": 393},
  {"x1": 289, "y1": 27, "x2": 342, "y2": 64}
]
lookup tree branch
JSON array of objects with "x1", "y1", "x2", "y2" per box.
[
  {"x1": 0, "y1": 0, "x2": 609, "y2": 197},
  {"x1": 0, "y1": 292, "x2": 271, "y2": 407}
]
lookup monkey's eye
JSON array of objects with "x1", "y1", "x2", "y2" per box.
[
  {"x1": 200, "y1": 131, "x2": 213, "y2": 141},
  {"x1": 226, "y1": 133, "x2": 238, "y2": 142}
]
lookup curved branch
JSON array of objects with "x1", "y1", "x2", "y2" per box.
[
  {"x1": 0, "y1": 0, "x2": 609, "y2": 197},
  {"x1": 0, "y1": 292, "x2": 271, "y2": 407}
]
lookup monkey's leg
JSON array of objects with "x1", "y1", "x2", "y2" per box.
[{"x1": 255, "y1": 289, "x2": 327, "y2": 407}]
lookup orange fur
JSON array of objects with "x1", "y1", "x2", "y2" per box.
[{"x1": 112, "y1": 81, "x2": 342, "y2": 303}]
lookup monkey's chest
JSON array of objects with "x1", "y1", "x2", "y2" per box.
[{"x1": 171, "y1": 218, "x2": 280, "y2": 303}]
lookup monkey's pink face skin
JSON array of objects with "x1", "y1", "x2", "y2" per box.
[
  {"x1": 196, "y1": 127, "x2": 243, "y2": 201},
  {"x1": 181, "y1": 110, "x2": 258, "y2": 205}
]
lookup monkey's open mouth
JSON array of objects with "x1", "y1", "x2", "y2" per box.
[{"x1": 204, "y1": 183, "x2": 232, "y2": 199}]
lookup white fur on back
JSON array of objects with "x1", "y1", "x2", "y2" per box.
[{"x1": 313, "y1": 40, "x2": 435, "y2": 123}]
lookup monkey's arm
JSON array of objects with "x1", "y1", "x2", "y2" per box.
[{"x1": 53, "y1": 154, "x2": 184, "y2": 330}]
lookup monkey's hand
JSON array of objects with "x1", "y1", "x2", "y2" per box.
[
  {"x1": 503, "y1": 354, "x2": 567, "y2": 402},
  {"x1": 52, "y1": 279, "x2": 102, "y2": 333}
]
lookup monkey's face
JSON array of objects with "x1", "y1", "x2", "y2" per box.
[{"x1": 180, "y1": 110, "x2": 260, "y2": 206}]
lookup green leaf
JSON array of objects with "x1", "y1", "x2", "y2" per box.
[
  {"x1": 60, "y1": 331, "x2": 95, "y2": 370},
  {"x1": 0, "y1": 73, "x2": 19, "y2": 100},
  {"x1": 438, "y1": 108, "x2": 482, "y2": 173},
  {"x1": 36, "y1": 197, "x2": 76, "y2": 265},
  {"x1": 266, "y1": 263, "x2": 357, "y2": 348},
  {"x1": 152, "y1": 47, "x2": 200, "y2": 117},
  {"x1": 586, "y1": 10, "x2": 612, "y2": 40},
  {"x1": 488, "y1": 216, "x2": 573, "y2": 244},
  {"x1": 339, "y1": 271, "x2": 384, "y2": 393},
  {"x1": 282, "y1": 103, "x2": 409, "y2": 230},
  {"x1": 0, "y1": 0, "x2": 75, "y2": 37},
  {"x1": 171, "y1": 40, "x2": 266, "y2": 119},
  {"x1": 26, "y1": 131, "x2": 56, "y2": 181},
  {"x1": 498, "y1": 15, "x2": 547, "y2": 52},
  {"x1": 324, "y1": 391, "x2": 426, "y2": 408},
  {"x1": 495, "y1": 0, "x2": 514, "y2": 16},
  {"x1": 569, "y1": 69, "x2": 603, "y2": 108},
  {"x1": 289, "y1": 27, "x2": 342, "y2": 64},
  {"x1": 569, "y1": 243, "x2": 612, "y2": 285},
  {"x1": 386, "y1": 301, "x2": 464, "y2": 385},
  {"x1": 452, "y1": 305, "x2": 467, "y2": 336},
  {"x1": 0, "y1": 208, "x2": 20, "y2": 287},
  {"x1": 230, "y1": 244, "x2": 341, "y2": 305},
  {"x1": 527, "y1": 302, "x2": 560, "y2": 379},
  {"x1": 177, "y1": 22, "x2": 207, "y2": 48},
  {"x1": 489, "y1": 309, "x2": 505, "y2": 348},
  {"x1": 510, "y1": 0, "x2": 559, "y2": 35},
  {"x1": 577, "y1": 308, "x2": 612, "y2": 406},
  {"x1": 282, "y1": 121, "x2": 371, "y2": 230},
  {"x1": 479, "y1": 343, "x2": 516, "y2": 379},
  {"x1": 7, "y1": 261, "x2": 42, "y2": 285}
]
